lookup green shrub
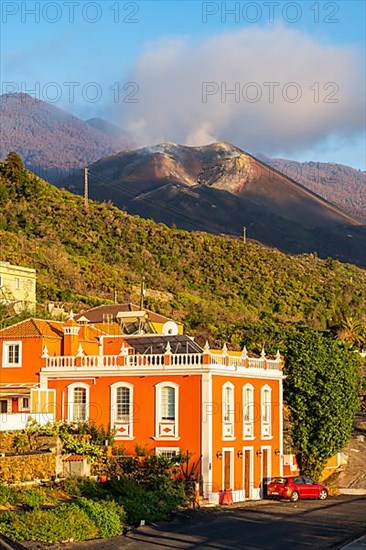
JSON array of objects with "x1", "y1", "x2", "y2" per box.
[
  {"x1": 0, "y1": 511, "x2": 12, "y2": 524},
  {"x1": 19, "y1": 489, "x2": 49, "y2": 510},
  {"x1": 0, "y1": 503, "x2": 98, "y2": 543},
  {"x1": 62, "y1": 477, "x2": 106, "y2": 498},
  {"x1": 11, "y1": 433, "x2": 30, "y2": 454},
  {"x1": 76, "y1": 497, "x2": 125, "y2": 538},
  {"x1": 110, "y1": 478, "x2": 185, "y2": 525},
  {"x1": 0, "y1": 485, "x2": 18, "y2": 506},
  {"x1": 60, "y1": 433, "x2": 102, "y2": 462}
]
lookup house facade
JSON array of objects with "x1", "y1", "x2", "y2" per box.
[
  {"x1": 0, "y1": 262, "x2": 36, "y2": 314},
  {"x1": 0, "y1": 316, "x2": 284, "y2": 503}
]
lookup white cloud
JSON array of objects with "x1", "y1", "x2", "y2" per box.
[{"x1": 117, "y1": 25, "x2": 365, "y2": 156}]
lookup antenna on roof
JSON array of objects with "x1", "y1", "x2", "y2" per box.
[
  {"x1": 84, "y1": 167, "x2": 89, "y2": 207},
  {"x1": 140, "y1": 276, "x2": 146, "y2": 310}
]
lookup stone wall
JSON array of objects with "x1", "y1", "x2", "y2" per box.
[
  {"x1": 0, "y1": 453, "x2": 58, "y2": 482},
  {"x1": 0, "y1": 433, "x2": 59, "y2": 454}
]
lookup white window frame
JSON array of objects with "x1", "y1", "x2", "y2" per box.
[
  {"x1": 0, "y1": 398, "x2": 11, "y2": 414},
  {"x1": 110, "y1": 382, "x2": 134, "y2": 439},
  {"x1": 67, "y1": 382, "x2": 90, "y2": 423},
  {"x1": 222, "y1": 382, "x2": 235, "y2": 440},
  {"x1": 0, "y1": 275, "x2": 3, "y2": 288},
  {"x1": 2, "y1": 341, "x2": 22, "y2": 368},
  {"x1": 155, "y1": 382, "x2": 179, "y2": 440},
  {"x1": 155, "y1": 447, "x2": 180, "y2": 459},
  {"x1": 18, "y1": 396, "x2": 30, "y2": 412},
  {"x1": 14, "y1": 278, "x2": 20, "y2": 290},
  {"x1": 243, "y1": 383, "x2": 255, "y2": 439},
  {"x1": 261, "y1": 385, "x2": 272, "y2": 438}
]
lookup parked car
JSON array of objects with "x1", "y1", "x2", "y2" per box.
[{"x1": 267, "y1": 476, "x2": 328, "y2": 502}]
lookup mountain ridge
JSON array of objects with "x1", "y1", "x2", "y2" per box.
[
  {"x1": 1, "y1": 93, "x2": 364, "y2": 221},
  {"x1": 60, "y1": 141, "x2": 365, "y2": 266},
  {"x1": 1, "y1": 155, "x2": 365, "y2": 346},
  {"x1": 0, "y1": 93, "x2": 131, "y2": 183}
]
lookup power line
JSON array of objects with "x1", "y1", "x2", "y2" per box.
[
  {"x1": 84, "y1": 167, "x2": 89, "y2": 207},
  {"x1": 86, "y1": 170, "x2": 228, "y2": 236}
]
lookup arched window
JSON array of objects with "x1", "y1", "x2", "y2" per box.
[
  {"x1": 110, "y1": 383, "x2": 134, "y2": 439},
  {"x1": 222, "y1": 382, "x2": 235, "y2": 438},
  {"x1": 261, "y1": 385, "x2": 272, "y2": 438},
  {"x1": 155, "y1": 382, "x2": 179, "y2": 439},
  {"x1": 67, "y1": 383, "x2": 89, "y2": 423},
  {"x1": 161, "y1": 386, "x2": 175, "y2": 421},
  {"x1": 243, "y1": 384, "x2": 254, "y2": 438},
  {"x1": 116, "y1": 386, "x2": 131, "y2": 422}
]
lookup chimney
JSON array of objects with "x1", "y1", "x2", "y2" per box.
[{"x1": 63, "y1": 311, "x2": 80, "y2": 356}]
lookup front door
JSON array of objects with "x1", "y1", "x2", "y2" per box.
[
  {"x1": 261, "y1": 448, "x2": 271, "y2": 497},
  {"x1": 244, "y1": 449, "x2": 252, "y2": 499},
  {"x1": 224, "y1": 451, "x2": 231, "y2": 490}
]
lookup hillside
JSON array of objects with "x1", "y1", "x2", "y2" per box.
[
  {"x1": 260, "y1": 156, "x2": 366, "y2": 222},
  {"x1": 61, "y1": 142, "x2": 365, "y2": 266},
  {"x1": 1, "y1": 153, "x2": 365, "y2": 346},
  {"x1": 0, "y1": 94, "x2": 131, "y2": 183},
  {"x1": 1, "y1": 93, "x2": 363, "y2": 222}
]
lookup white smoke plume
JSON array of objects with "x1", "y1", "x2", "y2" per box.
[{"x1": 117, "y1": 25, "x2": 364, "y2": 156}]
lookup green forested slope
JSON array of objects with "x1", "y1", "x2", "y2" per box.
[{"x1": 0, "y1": 153, "x2": 365, "y2": 348}]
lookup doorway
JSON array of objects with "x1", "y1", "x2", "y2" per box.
[
  {"x1": 222, "y1": 449, "x2": 233, "y2": 490},
  {"x1": 261, "y1": 446, "x2": 271, "y2": 497},
  {"x1": 243, "y1": 447, "x2": 253, "y2": 499}
]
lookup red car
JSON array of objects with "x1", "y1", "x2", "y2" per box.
[{"x1": 267, "y1": 476, "x2": 328, "y2": 502}]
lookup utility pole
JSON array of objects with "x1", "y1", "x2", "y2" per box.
[
  {"x1": 140, "y1": 276, "x2": 145, "y2": 310},
  {"x1": 243, "y1": 226, "x2": 247, "y2": 244},
  {"x1": 84, "y1": 167, "x2": 89, "y2": 207}
]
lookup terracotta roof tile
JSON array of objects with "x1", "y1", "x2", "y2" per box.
[
  {"x1": 63, "y1": 454, "x2": 87, "y2": 462},
  {"x1": 0, "y1": 319, "x2": 64, "y2": 339}
]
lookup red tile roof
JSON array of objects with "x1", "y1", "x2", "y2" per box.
[
  {"x1": 0, "y1": 319, "x2": 64, "y2": 339},
  {"x1": 63, "y1": 454, "x2": 88, "y2": 462},
  {"x1": 0, "y1": 319, "x2": 105, "y2": 342}
]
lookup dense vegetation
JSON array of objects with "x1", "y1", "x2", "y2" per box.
[
  {"x1": 0, "y1": 94, "x2": 129, "y2": 181},
  {"x1": 0, "y1": 455, "x2": 191, "y2": 542},
  {"x1": 284, "y1": 328, "x2": 361, "y2": 479},
  {"x1": 0, "y1": 153, "x2": 364, "y2": 493},
  {"x1": 1, "y1": 152, "x2": 365, "y2": 349}
]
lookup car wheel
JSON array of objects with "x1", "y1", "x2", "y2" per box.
[
  {"x1": 319, "y1": 489, "x2": 328, "y2": 500},
  {"x1": 290, "y1": 491, "x2": 299, "y2": 502}
]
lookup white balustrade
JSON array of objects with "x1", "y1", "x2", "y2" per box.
[
  {"x1": 125, "y1": 354, "x2": 165, "y2": 367},
  {"x1": 101, "y1": 355, "x2": 120, "y2": 368},
  {"x1": 172, "y1": 353, "x2": 202, "y2": 366},
  {"x1": 210, "y1": 354, "x2": 227, "y2": 366},
  {"x1": 228, "y1": 356, "x2": 246, "y2": 368},
  {"x1": 267, "y1": 359, "x2": 280, "y2": 370},
  {"x1": 248, "y1": 358, "x2": 266, "y2": 369},
  {"x1": 43, "y1": 352, "x2": 280, "y2": 371},
  {"x1": 47, "y1": 356, "x2": 75, "y2": 368}
]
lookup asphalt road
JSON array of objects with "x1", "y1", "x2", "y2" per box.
[{"x1": 51, "y1": 495, "x2": 366, "y2": 550}]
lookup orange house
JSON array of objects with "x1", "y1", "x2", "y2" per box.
[{"x1": 0, "y1": 316, "x2": 284, "y2": 503}]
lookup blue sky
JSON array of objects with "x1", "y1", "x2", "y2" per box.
[{"x1": 1, "y1": 1, "x2": 365, "y2": 168}]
